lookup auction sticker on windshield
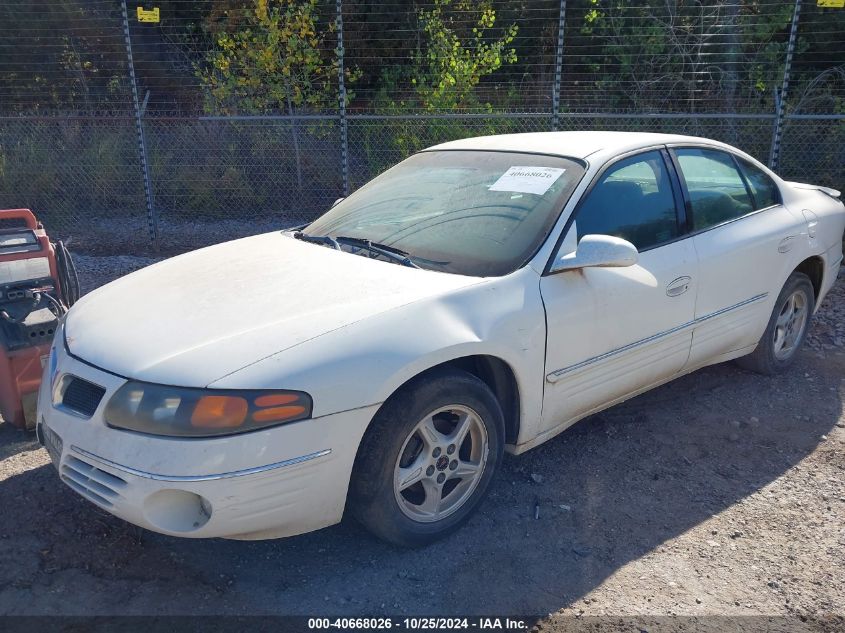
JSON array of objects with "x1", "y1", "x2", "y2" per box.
[{"x1": 488, "y1": 166, "x2": 566, "y2": 195}]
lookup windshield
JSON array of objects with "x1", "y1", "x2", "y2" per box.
[{"x1": 303, "y1": 150, "x2": 586, "y2": 277}]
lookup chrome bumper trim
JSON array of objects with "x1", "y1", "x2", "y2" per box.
[{"x1": 69, "y1": 445, "x2": 332, "y2": 482}]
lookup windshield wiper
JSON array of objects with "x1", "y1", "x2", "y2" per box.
[
  {"x1": 335, "y1": 236, "x2": 421, "y2": 269},
  {"x1": 293, "y1": 231, "x2": 341, "y2": 250},
  {"x1": 293, "y1": 232, "x2": 420, "y2": 268}
]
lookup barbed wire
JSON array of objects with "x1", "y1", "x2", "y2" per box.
[{"x1": 0, "y1": 0, "x2": 842, "y2": 254}]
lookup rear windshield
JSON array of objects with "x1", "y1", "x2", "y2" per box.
[{"x1": 303, "y1": 150, "x2": 585, "y2": 277}]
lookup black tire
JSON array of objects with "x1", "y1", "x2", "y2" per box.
[
  {"x1": 736, "y1": 271, "x2": 815, "y2": 375},
  {"x1": 349, "y1": 368, "x2": 505, "y2": 547}
]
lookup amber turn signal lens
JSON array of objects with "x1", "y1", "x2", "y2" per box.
[
  {"x1": 252, "y1": 405, "x2": 307, "y2": 423},
  {"x1": 191, "y1": 395, "x2": 248, "y2": 428},
  {"x1": 254, "y1": 393, "x2": 300, "y2": 407}
]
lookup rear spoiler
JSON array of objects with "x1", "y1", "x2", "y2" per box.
[{"x1": 786, "y1": 181, "x2": 842, "y2": 200}]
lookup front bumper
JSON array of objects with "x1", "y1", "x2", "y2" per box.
[{"x1": 37, "y1": 339, "x2": 377, "y2": 540}]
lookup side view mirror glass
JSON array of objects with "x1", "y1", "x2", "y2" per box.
[{"x1": 551, "y1": 234, "x2": 639, "y2": 273}]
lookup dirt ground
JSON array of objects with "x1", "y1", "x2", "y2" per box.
[{"x1": 0, "y1": 258, "x2": 843, "y2": 631}]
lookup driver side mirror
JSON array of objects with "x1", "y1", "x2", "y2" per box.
[{"x1": 550, "y1": 234, "x2": 638, "y2": 273}]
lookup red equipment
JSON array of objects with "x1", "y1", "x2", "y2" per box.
[{"x1": 0, "y1": 208, "x2": 78, "y2": 429}]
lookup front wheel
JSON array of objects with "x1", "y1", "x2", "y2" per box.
[
  {"x1": 349, "y1": 368, "x2": 504, "y2": 547},
  {"x1": 737, "y1": 271, "x2": 815, "y2": 375}
]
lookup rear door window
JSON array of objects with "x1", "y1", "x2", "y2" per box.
[{"x1": 674, "y1": 148, "x2": 753, "y2": 231}]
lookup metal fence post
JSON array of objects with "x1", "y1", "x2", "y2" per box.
[
  {"x1": 120, "y1": 0, "x2": 157, "y2": 246},
  {"x1": 336, "y1": 0, "x2": 350, "y2": 196},
  {"x1": 769, "y1": 0, "x2": 802, "y2": 171},
  {"x1": 551, "y1": 0, "x2": 566, "y2": 131}
]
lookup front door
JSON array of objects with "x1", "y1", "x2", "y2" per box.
[{"x1": 539, "y1": 149, "x2": 698, "y2": 439}]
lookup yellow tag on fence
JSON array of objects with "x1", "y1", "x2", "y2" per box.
[
  {"x1": 818, "y1": 0, "x2": 844, "y2": 8},
  {"x1": 136, "y1": 6, "x2": 160, "y2": 23}
]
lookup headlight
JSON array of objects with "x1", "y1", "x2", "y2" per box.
[{"x1": 104, "y1": 381, "x2": 312, "y2": 437}]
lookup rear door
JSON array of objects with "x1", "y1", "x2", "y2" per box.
[{"x1": 670, "y1": 147, "x2": 804, "y2": 366}]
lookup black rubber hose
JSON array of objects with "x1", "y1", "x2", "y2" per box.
[
  {"x1": 38, "y1": 290, "x2": 66, "y2": 317},
  {"x1": 54, "y1": 241, "x2": 70, "y2": 306},
  {"x1": 53, "y1": 240, "x2": 80, "y2": 307},
  {"x1": 0, "y1": 298, "x2": 38, "y2": 323},
  {"x1": 0, "y1": 291, "x2": 60, "y2": 323}
]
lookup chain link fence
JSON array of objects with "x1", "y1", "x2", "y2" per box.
[{"x1": 0, "y1": 1, "x2": 842, "y2": 256}]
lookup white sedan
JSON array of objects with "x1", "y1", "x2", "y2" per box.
[{"x1": 37, "y1": 132, "x2": 844, "y2": 546}]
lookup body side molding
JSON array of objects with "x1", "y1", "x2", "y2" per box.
[{"x1": 546, "y1": 293, "x2": 769, "y2": 383}]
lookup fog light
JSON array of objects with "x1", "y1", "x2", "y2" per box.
[
  {"x1": 143, "y1": 489, "x2": 212, "y2": 533},
  {"x1": 200, "y1": 496, "x2": 213, "y2": 520}
]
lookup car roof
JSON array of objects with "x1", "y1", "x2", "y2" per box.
[{"x1": 426, "y1": 131, "x2": 732, "y2": 161}]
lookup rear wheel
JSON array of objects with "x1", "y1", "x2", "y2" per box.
[
  {"x1": 737, "y1": 272, "x2": 814, "y2": 375},
  {"x1": 349, "y1": 368, "x2": 504, "y2": 547}
]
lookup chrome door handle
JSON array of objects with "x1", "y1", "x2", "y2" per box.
[{"x1": 666, "y1": 276, "x2": 692, "y2": 297}]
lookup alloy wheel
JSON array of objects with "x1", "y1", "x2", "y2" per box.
[
  {"x1": 773, "y1": 289, "x2": 809, "y2": 361},
  {"x1": 393, "y1": 405, "x2": 489, "y2": 523}
]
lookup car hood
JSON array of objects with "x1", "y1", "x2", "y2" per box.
[{"x1": 64, "y1": 232, "x2": 481, "y2": 386}]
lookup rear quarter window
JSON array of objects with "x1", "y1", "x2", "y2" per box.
[{"x1": 737, "y1": 157, "x2": 782, "y2": 210}]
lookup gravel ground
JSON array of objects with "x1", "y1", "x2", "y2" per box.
[
  {"x1": 60, "y1": 216, "x2": 299, "y2": 258},
  {"x1": 72, "y1": 254, "x2": 163, "y2": 295},
  {"x1": 0, "y1": 256, "x2": 843, "y2": 631}
]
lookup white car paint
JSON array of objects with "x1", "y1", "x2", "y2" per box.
[
  {"x1": 38, "y1": 131, "x2": 845, "y2": 540},
  {"x1": 540, "y1": 237, "x2": 699, "y2": 443},
  {"x1": 65, "y1": 234, "x2": 482, "y2": 389}
]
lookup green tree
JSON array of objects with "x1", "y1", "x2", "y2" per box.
[
  {"x1": 413, "y1": 0, "x2": 518, "y2": 111},
  {"x1": 0, "y1": 0, "x2": 125, "y2": 114},
  {"x1": 376, "y1": 0, "x2": 518, "y2": 113},
  {"x1": 198, "y1": 0, "x2": 355, "y2": 188},
  {"x1": 575, "y1": 0, "x2": 797, "y2": 114},
  {"x1": 364, "y1": 0, "x2": 519, "y2": 168}
]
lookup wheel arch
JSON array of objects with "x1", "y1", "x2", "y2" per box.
[
  {"x1": 793, "y1": 255, "x2": 824, "y2": 302},
  {"x1": 376, "y1": 354, "x2": 522, "y2": 446}
]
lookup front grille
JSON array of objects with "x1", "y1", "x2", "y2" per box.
[
  {"x1": 61, "y1": 377, "x2": 106, "y2": 417},
  {"x1": 61, "y1": 455, "x2": 128, "y2": 507}
]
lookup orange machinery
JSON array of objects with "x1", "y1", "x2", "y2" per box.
[{"x1": 0, "y1": 208, "x2": 78, "y2": 429}]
